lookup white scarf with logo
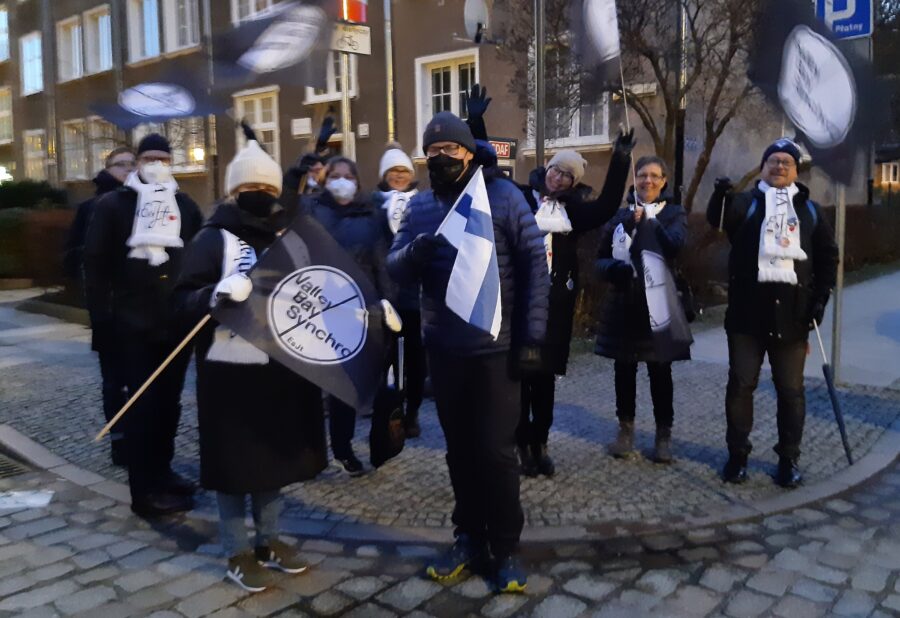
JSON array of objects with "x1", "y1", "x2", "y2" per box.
[
  {"x1": 757, "y1": 180, "x2": 806, "y2": 285},
  {"x1": 381, "y1": 188, "x2": 418, "y2": 235},
  {"x1": 610, "y1": 201, "x2": 666, "y2": 276},
  {"x1": 534, "y1": 192, "x2": 573, "y2": 273},
  {"x1": 124, "y1": 171, "x2": 183, "y2": 266}
]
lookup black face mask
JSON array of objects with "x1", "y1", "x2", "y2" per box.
[
  {"x1": 236, "y1": 191, "x2": 277, "y2": 218},
  {"x1": 427, "y1": 154, "x2": 468, "y2": 191}
]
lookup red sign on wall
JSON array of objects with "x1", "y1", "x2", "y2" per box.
[
  {"x1": 340, "y1": 0, "x2": 367, "y2": 23},
  {"x1": 489, "y1": 138, "x2": 517, "y2": 160}
]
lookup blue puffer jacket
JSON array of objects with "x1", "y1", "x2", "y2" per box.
[{"x1": 387, "y1": 145, "x2": 550, "y2": 355}]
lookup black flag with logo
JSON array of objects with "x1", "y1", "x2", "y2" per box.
[
  {"x1": 630, "y1": 219, "x2": 693, "y2": 363},
  {"x1": 90, "y1": 76, "x2": 223, "y2": 130},
  {"x1": 211, "y1": 0, "x2": 333, "y2": 93},
  {"x1": 748, "y1": 0, "x2": 884, "y2": 185},
  {"x1": 212, "y1": 213, "x2": 387, "y2": 411}
]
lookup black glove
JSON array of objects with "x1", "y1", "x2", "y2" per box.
[
  {"x1": 807, "y1": 299, "x2": 827, "y2": 327},
  {"x1": 517, "y1": 345, "x2": 543, "y2": 376},
  {"x1": 409, "y1": 233, "x2": 448, "y2": 265},
  {"x1": 608, "y1": 260, "x2": 635, "y2": 285},
  {"x1": 315, "y1": 116, "x2": 337, "y2": 153},
  {"x1": 714, "y1": 177, "x2": 733, "y2": 196},
  {"x1": 465, "y1": 84, "x2": 492, "y2": 119},
  {"x1": 613, "y1": 128, "x2": 636, "y2": 157}
]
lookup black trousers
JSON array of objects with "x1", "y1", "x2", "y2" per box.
[
  {"x1": 120, "y1": 334, "x2": 192, "y2": 498},
  {"x1": 327, "y1": 396, "x2": 356, "y2": 460},
  {"x1": 429, "y1": 350, "x2": 523, "y2": 557},
  {"x1": 398, "y1": 309, "x2": 426, "y2": 416},
  {"x1": 725, "y1": 333, "x2": 807, "y2": 460},
  {"x1": 518, "y1": 372, "x2": 556, "y2": 448},
  {"x1": 613, "y1": 361, "x2": 674, "y2": 429},
  {"x1": 97, "y1": 342, "x2": 129, "y2": 448}
]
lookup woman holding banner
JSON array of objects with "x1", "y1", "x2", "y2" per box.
[
  {"x1": 174, "y1": 135, "x2": 327, "y2": 593},
  {"x1": 595, "y1": 155, "x2": 689, "y2": 464}
]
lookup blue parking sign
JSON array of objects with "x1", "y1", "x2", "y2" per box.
[{"x1": 815, "y1": 0, "x2": 873, "y2": 40}]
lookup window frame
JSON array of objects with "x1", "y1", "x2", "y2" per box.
[
  {"x1": 0, "y1": 87, "x2": 12, "y2": 144},
  {"x1": 233, "y1": 85, "x2": 280, "y2": 164},
  {"x1": 87, "y1": 116, "x2": 118, "y2": 176},
  {"x1": 883, "y1": 162, "x2": 900, "y2": 185},
  {"x1": 19, "y1": 31, "x2": 43, "y2": 95},
  {"x1": 23, "y1": 129, "x2": 47, "y2": 181},
  {"x1": 303, "y1": 52, "x2": 359, "y2": 105},
  {"x1": 162, "y1": 0, "x2": 200, "y2": 53},
  {"x1": 0, "y1": 4, "x2": 9, "y2": 62},
  {"x1": 56, "y1": 16, "x2": 85, "y2": 83},
  {"x1": 83, "y1": 5, "x2": 113, "y2": 75},
  {"x1": 414, "y1": 48, "x2": 480, "y2": 156},
  {"x1": 62, "y1": 119, "x2": 89, "y2": 181},
  {"x1": 230, "y1": 0, "x2": 275, "y2": 25},
  {"x1": 127, "y1": 0, "x2": 161, "y2": 63}
]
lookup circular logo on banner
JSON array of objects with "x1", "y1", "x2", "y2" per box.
[
  {"x1": 119, "y1": 83, "x2": 197, "y2": 117},
  {"x1": 778, "y1": 25, "x2": 856, "y2": 149},
  {"x1": 238, "y1": 5, "x2": 326, "y2": 74},
  {"x1": 268, "y1": 266, "x2": 368, "y2": 365}
]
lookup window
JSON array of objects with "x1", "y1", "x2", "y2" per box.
[
  {"x1": 884, "y1": 163, "x2": 900, "y2": 184},
  {"x1": 0, "y1": 5, "x2": 9, "y2": 61},
  {"x1": 414, "y1": 50, "x2": 479, "y2": 152},
  {"x1": 84, "y1": 5, "x2": 113, "y2": 74},
  {"x1": 0, "y1": 88, "x2": 11, "y2": 143},
  {"x1": 88, "y1": 117, "x2": 117, "y2": 173},
  {"x1": 20, "y1": 32, "x2": 43, "y2": 95},
  {"x1": 304, "y1": 52, "x2": 358, "y2": 104},
  {"x1": 57, "y1": 17, "x2": 84, "y2": 82},
  {"x1": 163, "y1": 0, "x2": 199, "y2": 52},
  {"x1": 24, "y1": 129, "x2": 46, "y2": 180},
  {"x1": 234, "y1": 87, "x2": 279, "y2": 162},
  {"x1": 62, "y1": 120, "x2": 88, "y2": 180},
  {"x1": 133, "y1": 117, "x2": 207, "y2": 173},
  {"x1": 128, "y1": 0, "x2": 160, "y2": 62},
  {"x1": 231, "y1": 0, "x2": 275, "y2": 24}
]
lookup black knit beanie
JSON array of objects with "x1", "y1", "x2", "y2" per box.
[
  {"x1": 137, "y1": 133, "x2": 171, "y2": 155},
  {"x1": 760, "y1": 138, "x2": 801, "y2": 170},
  {"x1": 422, "y1": 111, "x2": 476, "y2": 154}
]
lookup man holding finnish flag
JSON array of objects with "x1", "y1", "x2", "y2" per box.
[{"x1": 388, "y1": 111, "x2": 549, "y2": 593}]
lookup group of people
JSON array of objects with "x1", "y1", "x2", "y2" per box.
[{"x1": 65, "y1": 83, "x2": 838, "y2": 593}]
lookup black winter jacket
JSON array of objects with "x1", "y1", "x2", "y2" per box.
[
  {"x1": 595, "y1": 195, "x2": 689, "y2": 363},
  {"x1": 706, "y1": 181, "x2": 838, "y2": 343},
  {"x1": 173, "y1": 202, "x2": 327, "y2": 493},
  {"x1": 518, "y1": 151, "x2": 629, "y2": 373},
  {"x1": 83, "y1": 182, "x2": 202, "y2": 342},
  {"x1": 387, "y1": 147, "x2": 550, "y2": 356},
  {"x1": 63, "y1": 170, "x2": 122, "y2": 282},
  {"x1": 302, "y1": 190, "x2": 394, "y2": 302}
]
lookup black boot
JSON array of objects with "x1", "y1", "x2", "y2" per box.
[
  {"x1": 775, "y1": 457, "x2": 802, "y2": 488},
  {"x1": 722, "y1": 453, "x2": 748, "y2": 484},
  {"x1": 534, "y1": 443, "x2": 555, "y2": 477},
  {"x1": 518, "y1": 445, "x2": 538, "y2": 477},
  {"x1": 652, "y1": 427, "x2": 673, "y2": 464},
  {"x1": 404, "y1": 410, "x2": 421, "y2": 439}
]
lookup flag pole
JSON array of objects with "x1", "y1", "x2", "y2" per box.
[{"x1": 93, "y1": 314, "x2": 211, "y2": 442}]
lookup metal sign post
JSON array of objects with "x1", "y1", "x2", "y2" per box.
[
  {"x1": 534, "y1": 0, "x2": 545, "y2": 167},
  {"x1": 331, "y1": 19, "x2": 372, "y2": 161}
]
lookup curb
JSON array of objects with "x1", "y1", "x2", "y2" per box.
[
  {"x1": 2, "y1": 417, "x2": 898, "y2": 545},
  {"x1": 15, "y1": 298, "x2": 90, "y2": 327}
]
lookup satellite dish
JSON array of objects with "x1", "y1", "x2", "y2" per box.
[{"x1": 464, "y1": 0, "x2": 489, "y2": 42}]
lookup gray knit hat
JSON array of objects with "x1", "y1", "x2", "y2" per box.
[{"x1": 422, "y1": 111, "x2": 476, "y2": 154}]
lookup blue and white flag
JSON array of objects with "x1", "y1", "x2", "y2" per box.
[{"x1": 436, "y1": 167, "x2": 502, "y2": 340}]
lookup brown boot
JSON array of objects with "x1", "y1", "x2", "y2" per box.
[
  {"x1": 652, "y1": 426, "x2": 673, "y2": 464},
  {"x1": 608, "y1": 422, "x2": 635, "y2": 458}
]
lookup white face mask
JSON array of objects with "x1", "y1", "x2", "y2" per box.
[
  {"x1": 307, "y1": 177, "x2": 319, "y2": 188},
  {"x1": 326, "y1": 177, "x2": 357, "y2": 203},
  {"x1": 140, "y1": 161, "x2": 173, "y2": 184}
]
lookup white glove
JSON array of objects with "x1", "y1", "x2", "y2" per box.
[
  {"x1": 380, "y1": 299, "x2": 403, "y2": 333},
  {"x1": 211, "y1": 273, "x2": 252, "y2": 307}
]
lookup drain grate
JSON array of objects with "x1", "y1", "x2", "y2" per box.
[{"x1": 0, "y1": 452, "x2": 30, "y2": 479}]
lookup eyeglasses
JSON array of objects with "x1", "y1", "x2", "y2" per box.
[
  {"x1": 636, "y1": 173, "x2": 665, "y2": 182},
  {"x1": 426, "y1": 144, "x2": 462, "y2": 158},
  {"x1": 547, "y1": 165, "x2": 574, "y2": 182},
  {"x1": 107, "y1": 161, "x2": 136, "y2": 169},
  {"x1": 766, "y1": 157, "x2": 796, "y2": 169}
]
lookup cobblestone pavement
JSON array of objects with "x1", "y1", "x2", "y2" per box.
[
  {"x1": 1, "y1": 451, "x2": 899, "y2": 616},
  {"x1": 1, "y1": 298, "x2": 899, "y2": 529}
]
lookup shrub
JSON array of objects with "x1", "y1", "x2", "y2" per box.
[{"x1": 0, "y1": 180, "x2": 67, "y2": 211}]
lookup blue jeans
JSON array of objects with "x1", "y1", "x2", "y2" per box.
[{"x1": 216, "y1": 491, "x2": 281, "y2": 557}]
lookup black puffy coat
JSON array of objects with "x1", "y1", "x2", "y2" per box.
[
  {"x1": 387, "y1": 145, "x2": 550, "y2": 355},
  {"x1": 517, "y1": 151, "x2": 629, "y2": 374},
  {"x1": 706, "y1": 182, "x2": 838, "y2": 343},
  {"x1": 83, "y1": 182, "x2": 203, "y2": 343},
  {"x1": 302, "y1": 190, "x2": 394, "y2": 302},
  {"x1": 595, "y1": 196, "x2": 689, "y2": 363},
  {"x1": 173, "y1": 202, "x2": 327, "y2": 493},
  {"x1": 64, "y1": 170, "x2": 121, "y2": 281}
]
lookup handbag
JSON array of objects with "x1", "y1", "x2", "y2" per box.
[{"x1": 369, "y1": 336, "x2": 406, "y2": 468}]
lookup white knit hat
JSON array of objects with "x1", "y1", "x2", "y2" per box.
[
  {"x1": 547, "y1": 150, "x2": 587, "y2": 185},
  {"x1": 225, "y1": 140, "x2": 283, "y2": 195},
  {"x1": 379, "y1": 148, "x2": 414, "y2": 179}
]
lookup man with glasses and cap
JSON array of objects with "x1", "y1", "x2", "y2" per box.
[{"x1": 707, "y1": 138, "x2": 838, "y2": 488}]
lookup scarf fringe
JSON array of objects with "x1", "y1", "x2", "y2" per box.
[{"x1": 757, "y1": 267, "x2": 798, "y2": 284}]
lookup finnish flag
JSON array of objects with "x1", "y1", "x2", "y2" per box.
[{"x1": 436, "y1": 167, "x2": 502, "y2": 340}]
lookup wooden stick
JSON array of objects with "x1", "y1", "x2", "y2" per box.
[{"x1": 94, "y1": 314, "x2": 211, "y2": 442}]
